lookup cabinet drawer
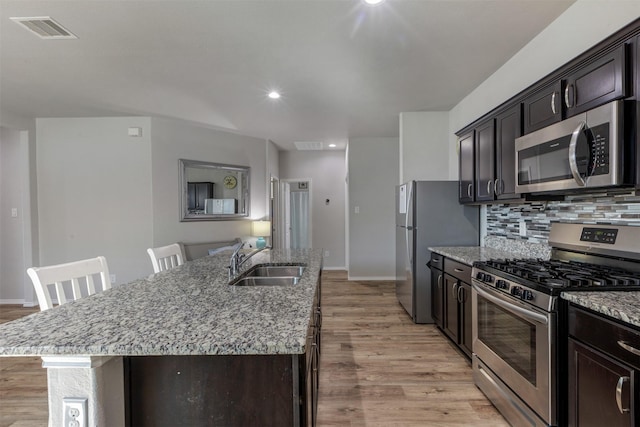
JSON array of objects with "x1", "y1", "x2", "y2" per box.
[
  {"x1": 429, "y1": 252, "x2": 444, "y2": 270},
  {"x1": 569, "y1": 305, "x2": 640, "y2": 368},
  {"x1": 444, "y1": 259, "x2": 472, "y2": 283}
]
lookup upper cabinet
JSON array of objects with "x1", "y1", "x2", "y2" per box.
[
  {"x1": 458, "y1": 131, "x2": 475, "y2": 203},
  {"x1": 564, "y1": 45, "x2": 627, "y2": 117},
  {"x1": 456, "y1": 19, "x2": 639, "y2": 203},
  {"x1": 474, "y1": 119, "x2": 496, "y2": 203},
  {"x1": 523, "y1": 81, "x2": 563, "y2": 134},
  {"x1": 495, "y1": 104, "x2": 522, "y2": 200}
]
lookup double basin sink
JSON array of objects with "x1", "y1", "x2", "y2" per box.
[{"x1": 230, "y1": 263, "x2": 306, "y2": 287}]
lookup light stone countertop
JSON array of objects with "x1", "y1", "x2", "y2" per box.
[
  {"x1": 428, "y1": 246, "x2": 524, "y2": 266},
  {"x1": 0, "y1": 249, "x2": 323, "y2": 357},
  {"x1": 561, "y1": 291, "x2": 640, "y2": 329}
]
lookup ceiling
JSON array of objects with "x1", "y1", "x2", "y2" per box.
[{"x1": 0, "y1": 0, "x2": 575, "y2": 151}]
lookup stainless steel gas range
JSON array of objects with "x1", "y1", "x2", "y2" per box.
[{"x1": 472, "y1": 223, "x2": 640, "y2": 427}]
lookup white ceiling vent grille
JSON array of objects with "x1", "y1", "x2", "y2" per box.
[
  {"x1": 294, "y1": 141, "x2": 324, "y2": 151},
  {"x1": 10, "y1": 17, "x2": 77, "y2": 39}
]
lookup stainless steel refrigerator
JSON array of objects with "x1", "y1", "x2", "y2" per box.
[{"x1": 395, "y1": 181, "x2": 479, "y2": 324}]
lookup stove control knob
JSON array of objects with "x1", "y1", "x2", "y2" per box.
[
  {"x1": 476, "y1": 272, "x2": 486, "y2": 281},
  {"x1": 511, "y1": 286, "x2": 522, "y2": 297},
  {"x1": 496, "y1": 279, "x2": 508, "y2": 290},
  {"x1": 521, "y1": 290, "x2": 534, "y2": 301},
  {"x1": 485, "y1": 274, "x2": 494, "y2": 283}
]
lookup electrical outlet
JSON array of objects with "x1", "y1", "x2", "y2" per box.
[
  {"x1": 63, "y1": 397, "x2": 87, "y2": 427},
  {"x1": 110, "y1": 274, "x2": 116, "y2": 284},
  {"x1": 519, "y1": 220, "x2": 527, "y2": 237}
]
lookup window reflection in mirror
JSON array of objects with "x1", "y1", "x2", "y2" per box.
[{"x1": 179, "y1": 159, "x2": 250, "y2": 221}]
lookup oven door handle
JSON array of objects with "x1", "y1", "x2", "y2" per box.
[{"x1": 473, "y1": 283, "x2": 548, "y2": 325}]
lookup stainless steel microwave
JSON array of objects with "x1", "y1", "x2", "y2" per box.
[{"x1": 515, "y1": 100, "x2": 625, "y2": 194}]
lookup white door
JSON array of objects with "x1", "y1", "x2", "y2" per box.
[{"x1": 280, "y1": 179, "x2": 311, "y2": 249}]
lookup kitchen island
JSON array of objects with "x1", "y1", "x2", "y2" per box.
[{"x1": 0, "y1": 248, "x2": 323, "y2": 426}]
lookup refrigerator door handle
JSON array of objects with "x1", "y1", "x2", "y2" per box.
[{"x1": 406, "y1": 182, "x2": 414, "y2": 265}]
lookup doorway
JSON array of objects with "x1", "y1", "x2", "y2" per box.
[{"x1": 281, "y1": 179, "x2": 312, "y2": 249}]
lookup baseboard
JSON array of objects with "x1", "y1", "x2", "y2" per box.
[
  {"x1": 322, "y1": 266, "x2": 347, "y2": 271},
  {"x1": 347, "y1": 275, "x2": 396, "y2": 281},
  {"x1": 0, "y1": 299, "x2": 37, "y2": 307}
]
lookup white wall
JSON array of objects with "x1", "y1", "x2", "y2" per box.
[
  {"x1": 0, "y1": 127, "x2": 34, "y2": 303},
  {"x1": 36, "y1": 117, "x2": 154, "y2": 285},
  {"x1": 448, "y1": 0, "x2": 640, "y2": 179},
  {"x1": 400, "y1": 112, "x2": 450, "y2": 182},
  {"x1": 150, "y1": 118, "x2": 268, "y2": 251},
  {"x1": 348, "y1": 137, "x2": 399, "y2": 279},
  {"x1": 279, "y1": 150, "x2": 346, "y2": 269}
]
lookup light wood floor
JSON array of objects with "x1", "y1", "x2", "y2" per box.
[{"x1": 0, "y1": 271, "x2": 507, "y2": 426}]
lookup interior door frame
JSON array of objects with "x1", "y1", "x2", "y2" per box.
[{"x1": 280, "y1": 178, "x2": 312, "y2": 249}]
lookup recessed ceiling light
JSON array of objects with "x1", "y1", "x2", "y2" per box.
[
  {"x1": 364, "y1": 0, "x2": 385, "y2": 5},
  {"x1": 268, "y1": 91, "x2": 281, "y2": 99},
  {"x1": 328, "y1": 144, "x2": 337, "y2": 148}
]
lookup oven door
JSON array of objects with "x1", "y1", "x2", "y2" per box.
[{"x1": 472, "y1": 281, "x2": 556, "y2": 425}]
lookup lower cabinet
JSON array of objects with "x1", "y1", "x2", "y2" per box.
[
  {"x1": 434, "y1": 256, "x2": 473, "y2": 359},
  {"x1": 568, "y1": 304, "x2": 639, "y2": 427},
  {"x1": 125, "y1": 284, "x2": 322, "y2": 427},
  {"x1": 429, "y1": 253, "x2": 444, "y2": 329}
]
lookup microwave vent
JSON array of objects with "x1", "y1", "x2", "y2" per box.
[{"x1": 10, "y1": 17, "x2": 77, "y2": 39}]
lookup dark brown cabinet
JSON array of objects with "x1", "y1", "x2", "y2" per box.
[
  {"x1": 495, "y1": 104, "x2": 522, "y2": 199},
  {"x1": 458, "y1": 131, "x2": 475, "y2": 203},
  {"x1": 474, "y1": 119, "x2": 495, "y2": 202},
  {"x1": 564, "y1": 45, "x2": 627, "y2": 117},
  {"x1": 429, "y1": 253, "x2": 444, "y2": 329},
  {"x1": 442, "y1": 258, "x2": 473, "y2": 359},
  {"x1": 568, "y1": 305, "x2": 639, "y2": 427},
  {"x1": 523, "y1": 81, "x2": 563, "y2": 134},
  {"x1": 187, "y1": 182, "x2": 213, "y2": 211},
  {"x1": 125, "y1": 278, "x2": 323, "y2": 427}
]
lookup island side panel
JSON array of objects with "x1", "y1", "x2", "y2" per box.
[{"x1": 125, "y1": 354, "x2": 297, "y2": 426}]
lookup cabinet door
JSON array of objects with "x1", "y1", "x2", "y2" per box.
[
  {"x1": 564, "y1": 45, "x2": 627, "y2": 117},
  {"x1": 187, "y1": 183, "x2": 197, "y2": 210},
  {"x1": 195, "y1": 183, "x2": 213, "y2": 210},
  {"x1": 523, "y1": 81, "x2": 563, "y2": 134},
  {"x1": 636, "y1": 35, "x2": 640, "y2": 189},
  {"x1": 495, "y1": 104, "x2": 522, "y2": 200},
  {"x1": 568, "y1": 338, "x2": 636, "y2": 427},
  {"x1": 431, "y1": 267, "x2": 444, "y2": 329},
  {"x1": 443, "y1": 274, "x2": 459, "y2": 343},
  {"x1": 459, "y1": 282, "x2": 473, "y2": 358},
  {"x1": 474, "y1": 119, "x2": 495, "y2": 202},
  {"x1": 458, "y1": 131, "x2": 475, "y2": 203}
]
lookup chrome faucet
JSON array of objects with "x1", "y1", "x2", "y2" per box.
[{"x1": 229, "y1": 243, "x2": 268, "y2": 279}]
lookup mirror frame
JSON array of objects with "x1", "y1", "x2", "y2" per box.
[{"x1": 179, "y1": 159, "x2": 250, "y2": 221}]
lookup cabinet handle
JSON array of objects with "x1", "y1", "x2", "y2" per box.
[
  {"x1": 457, "y1": 286, "x2": 464, "y2": 303},
  {"x1": 486, "y1": 180, "x2": 492, "y2": 195},
  {"x1": 616, "y1": 376, "x2": 630, "y2": 414},
  {"x1": 494, "y1": 179, "x2": 499, "y2": 196},
  {"x1": 551, "y1": 91, "x2": 557, "y2": 114},
  {"x1": 452, "y1": 282, "x2": 459, "y2": 297},
  {"x1": 437, "y1": 274, "x2": 442, "y2": 289},
  {"x1": 467, "y1": 184, "x2": 472, "y2": 198},
  {"x1": 564, "y1": 85, "x2": 574, "y2": 108},
  {"x1": 454, "y1": 268, "x2": 464, "y2": 273},
  {"x1": 617, "y1": 340, "x2": 640, "y2": 356}
]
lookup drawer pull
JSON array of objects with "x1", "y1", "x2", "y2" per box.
[
  {"x1": 454, "y1": 268, "x2": 464, "y2": 273},
  {"x1": 616, "y1": 376, "x2": 630, "y2": 414},
  {"x1": 617, "y1": 340, "x2": 640, "y2": 356}
]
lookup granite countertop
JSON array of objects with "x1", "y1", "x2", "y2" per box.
[
  {"x1": 428, "y1": 246, "x2": 519, "y2": 266},
  {"x1": 561, "y1": 291, "x2": 640, "y2": 329},
  {"x1": 0, "y1": 248, "x2": 323, "y2": 357}
]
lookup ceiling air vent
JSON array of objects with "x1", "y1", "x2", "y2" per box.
[
  {"x1": 294, "y1": 141, "x2": 324, "y2": 151},
  {"x1": 10, "y1": 16, "x2": 77, "y2": 39}
]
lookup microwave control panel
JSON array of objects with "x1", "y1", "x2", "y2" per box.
[{"x1": 588, "y1": 123, "x2": 610, "y2": 175}]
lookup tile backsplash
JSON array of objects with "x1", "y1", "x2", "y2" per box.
[{"x1": 485, "y1": 190, "x2": 640, "y2": 246}]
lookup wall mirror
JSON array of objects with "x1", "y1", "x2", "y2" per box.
[{"x1": 179, "y1": 159, "x2": 250, "y2": 221}]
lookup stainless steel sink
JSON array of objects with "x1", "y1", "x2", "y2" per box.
[
  {"x1": 245, "y1": 265, "x2": 306, "y2": 277},
  {"x1": 230, "y1": 276, "x2": 301, "y2": 287},
  {"x1": 229, "y1": 263, "x2": 306, "y2": 286}
]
